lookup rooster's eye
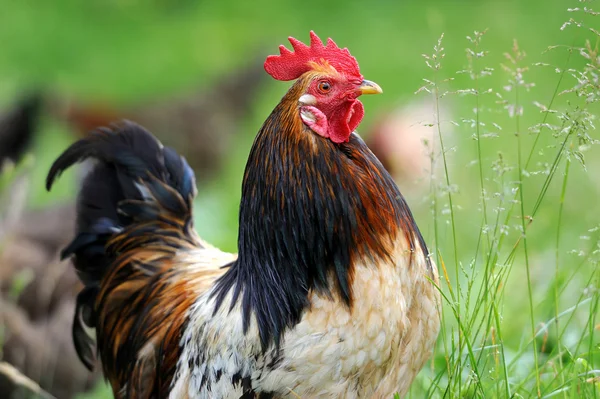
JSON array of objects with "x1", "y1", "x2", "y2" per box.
[{"x1": 318, "y1": 81, "x2": 332, "y2": 94}]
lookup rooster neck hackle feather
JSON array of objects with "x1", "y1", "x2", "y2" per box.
[{"x1": 212, "y1": 78, "x2": 432, "y2": 351}]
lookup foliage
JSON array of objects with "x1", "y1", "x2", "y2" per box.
[{"x1": 414, "y1": 2, "x2": 600, "y2": 397}]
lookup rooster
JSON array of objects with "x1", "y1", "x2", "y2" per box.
[{"x1": 46, "y1": 32, "x2": 441, "y2": 398}]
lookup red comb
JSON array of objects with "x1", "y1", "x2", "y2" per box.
[{"x1": 264, "y1": 31, "x2": 363, "y2": 82}]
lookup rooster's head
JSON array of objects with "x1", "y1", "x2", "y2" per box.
[{"x1": 264, "y1": 31, "x2": 382, "y2": 144}]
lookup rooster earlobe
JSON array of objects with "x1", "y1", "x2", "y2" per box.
[{"x1": 300, "y1": 106, "x2": 329, "y2": 139}]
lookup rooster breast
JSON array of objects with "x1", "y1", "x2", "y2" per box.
[
  {"x1": 256, "y1": 235, "x2": 440, "y2": 398},
  {"x1": 171, "y1": 234, "x2": 440, "y2": 399}
]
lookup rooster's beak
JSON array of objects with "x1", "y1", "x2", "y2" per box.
[{"x1": 358, "y1": 80, "x2": 383, "y2": 95}]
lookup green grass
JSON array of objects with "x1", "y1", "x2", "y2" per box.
[
  {"x1": 1, "y1": 0, "x2": 599, "y2": 398},
  {"x1": 414, "y1": 7, "x2": 600, "y2": 397}
]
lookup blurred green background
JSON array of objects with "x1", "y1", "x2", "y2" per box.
[{"x1": 0, "y1": 0, "x2": 598, "y2": 398}]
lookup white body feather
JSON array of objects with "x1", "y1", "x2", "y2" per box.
[{"x1": 170, "y1": 235, "x2": 440, "y2": 398}]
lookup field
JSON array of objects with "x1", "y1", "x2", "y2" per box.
[{"x1": 1, "y1": 0, "x2": 599, "y2": 397}]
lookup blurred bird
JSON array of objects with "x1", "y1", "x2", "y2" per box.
[
  {"x1": 0, "y1": 93, "x2": 42, "y2": 168},
  {"x1": 365, "y1": 99, "x2": 454, "y2": 192},
  {"x1": 0, "y1": 93, "x2": 100, "y2": 398},
  {"x1": 47, "y1": 32, "x2": 441, "y2": 398},
  {"x1": 0, "y1": 204, "x2": 79, "y2": 320},
  {"x1": 0, "y1": 204, "x2": 102, "y2": 399},
  {"x1": 52, "y1": 61, "x2": 266, "y2": 179},
  {"x1": 0, "y1": 297, "x2": 97, "y2": 399}
]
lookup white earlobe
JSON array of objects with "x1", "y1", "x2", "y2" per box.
[{"x1": 299, "y1": 94, "x2": 317, "y2": 106}]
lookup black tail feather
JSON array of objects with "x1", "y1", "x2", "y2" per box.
[
  {"x1": 47, "y1": 120, "x2": 197, "y2": 370},
  {"x1": 72, "y1": 285, "x2": 99, "y2": 371}
]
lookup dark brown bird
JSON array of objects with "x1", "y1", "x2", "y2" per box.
[
  {"x1": 0, "y1": 93, "x2": 42, "y2": 167},
  {"x1": 0, "y1": 92, "x2": 100, "y2": 398},
  {"x1": 0, "y1": 204, "x2": 101, "y2": 399}
]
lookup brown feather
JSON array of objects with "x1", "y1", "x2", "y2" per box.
[{"x1": 96, "y1": 239, "x2": 229, "y2": 397}]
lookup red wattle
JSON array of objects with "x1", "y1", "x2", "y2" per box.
[
  {"x1": 348, "y1": 100, "x2": 364, "y2": 134},
  {"x1": 329, "y1": 100, "x2": 364, "y2": 144}
]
